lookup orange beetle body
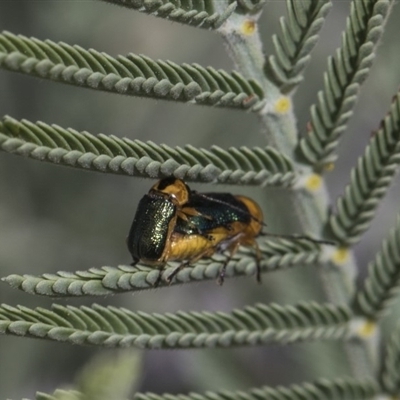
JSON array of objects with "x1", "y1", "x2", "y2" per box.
[{"x1": 127, "y1": 177, "x2": 263, "y2": 284}]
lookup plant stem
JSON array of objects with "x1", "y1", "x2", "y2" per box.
[{"x1": 219, "y1": 9, "x2": 377, "y2": 380}]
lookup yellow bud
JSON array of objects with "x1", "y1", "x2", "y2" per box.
[
  {"x1": 332, "y1": 247, "x2": 349, "y2": 265},
  {"x1": 274, "y1": 96, "x2": 291, "y2": 114},
  {"x1": 305, "y1": 174, "x2": 322, "y2": 191},
  {"x1": 358, "y1": 320, "x2": 376, "y2": 338},
  {"x1": 241, "y1": 20, "x2": 256, "y2": 35}
]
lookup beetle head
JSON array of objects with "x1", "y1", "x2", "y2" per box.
[{"x1": 151, "y1": 177, "x2": 191, "y2": 206}]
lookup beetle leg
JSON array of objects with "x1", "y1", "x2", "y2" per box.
[
  {"x1": 180, "y1": 207, "x2": 213, "y2": 221},
  {"x1": 217, "y1": 258, "x2": 229, "y2": 286},
  {"x1": 166, "y1": 245, "x2": 217, "y2": 284},
  {"x1": 153, "y1": 266, "x2": 165, "y2": 287},
  {"x1": 176, "y1": 210, "x2": 205, "y2": 232},
  {"x1": 253, "y1": 240, "x2": 262, "y2": 283},
  {"x1": 239, "y1": 239, "x2": 262, "y2": 283},
  {"x1": 166, "y1": 261, "x2": 190, "y2": 284},
  {"x1": 177, "y1": 210, "x2": 190, "y2": 222},
  {"x1": 217, "y1": 242, "x2": 240, "y2": 286},
  {"x1": 130, "y1": 258, "x2": 139, "y2": 267},
  {"x1": 217, "y1": 238, "x2": 262, "y2": 284},
  {"x1": 177, "y1": 208, "x2": 213, "y2": 233}
]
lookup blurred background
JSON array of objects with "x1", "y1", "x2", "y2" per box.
[{"x1": 0, "y1": 1, "x2": 400, "y2": 398}]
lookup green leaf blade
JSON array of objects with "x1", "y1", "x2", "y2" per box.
[
  {"x1": 355, "y1": 215, "x2": 400, "y2": 320},
  {"x1": 99, "y1": 0, "x2": 237, "y2": 29},
  {"x1": 2, "y1": 238, "x2": 326, "y2": 296},
  {"x1": 328, "y1": 91, "x2": 400, "y2": 245},
  {"x1": 298, "y1": 0, "x2": 393, "y2": 168},
  {"x1": 264, "y1": 0, "x2": 332, "y2": 93},
  {"x1": 0, "y1": 116, "x2": 296, "y2": 186},
  {"x1": 0, "y1": 31, "x2": 266, "y2": 111},
  {"x1": 0, "y1": 302, "x2": 352, "y2": 348}
]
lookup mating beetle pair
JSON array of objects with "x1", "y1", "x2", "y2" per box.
[
  {"x1": 127, "y1": 177, "x2": 263, "y2": 285},
  {"x1": 127, "y1": 177, "x2": 333, "y2": 285}
]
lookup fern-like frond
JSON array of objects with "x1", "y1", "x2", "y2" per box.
[
  {"x1": 3, "y1": 239, "x2": 327, "y2": 297},
  {"x1": 0, "y1": 31, "x2": 265, "y2": 111},
  {"x1": 355, "y1": 215, "x2": 400, "y2": 320},
  {"x1": 264, "y1": 0, "x2": 332, "y2": 93},
  {"x1": 0, "y1": 116, "x2": 295, "y2": 186},
  {"x1": 0, "y1": 302, "x2": 352, "y2": 348},
  {"x1": 100, "y1": 0, "x2": 237, "y2": 29},
  {"x1": 30, "y1": 377, "x2": 379, "y2": 400},
  {"x1": 328, "y1": 91, "x2": 400, "y2": 245},
  {"x1": 380, "y1": 321, "x2": 400, "y2": 396},
  {"x1": 298, "y1": 0, "x2": 392, "y2": 168}
]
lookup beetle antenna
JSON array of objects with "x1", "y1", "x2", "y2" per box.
[{"x1": 259, "y1": 231, "x2": 335, "y2": 246}]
